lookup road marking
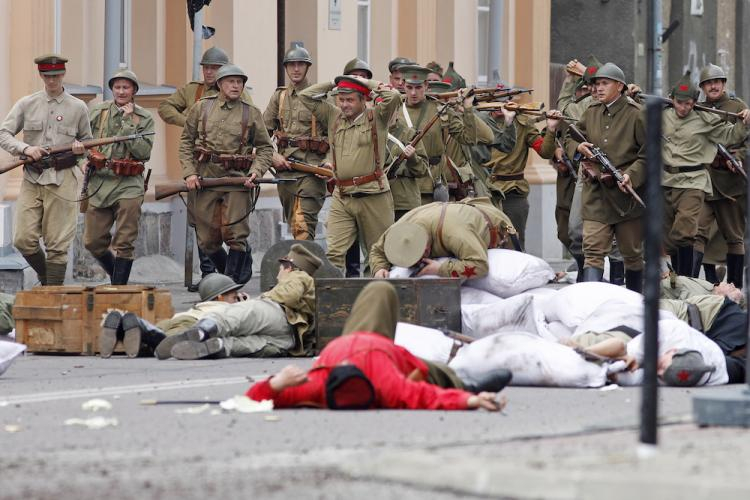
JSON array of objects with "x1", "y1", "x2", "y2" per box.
[{"x1": 0, "y1": 375, "x2": 262, "y2": 405}]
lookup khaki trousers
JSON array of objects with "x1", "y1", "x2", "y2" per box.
[
  {"x1": 501, "y1": 190, "x2": 529, "y2": 251},
  {"x1": 84, "y1": 196, "x2": 143, "y2": 259},
  {"x1": 326, "y1": 191, "x2": 394, "y2": 273},
  {"x1": 210, "y1": 299, "x2": 294, "y2": 357},
  {"x1": 583, "y1": 218, "x2": 643, "y2": 271},
  {"x1": 191, "y1": 189, "x2": 250, "y2": 254},
  {"x1": 695, "y1": 196, "x2": 745, "y2": 255},
  {"x1": 663, "y1": 187, "x2": 704, "y2": 251},
  {"x1": 277, "y1": 175, "x2": 326, "y2": 241},
  {"x1": 13, "y1": 173, "x2": 77, "y2": 264}
]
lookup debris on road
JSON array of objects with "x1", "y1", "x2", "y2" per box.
[
  {"x1": 81, "y1": 398, "x2": 113, "y2": 412},
  {"x1": 64, "y1": 417, "x2": 119, "y2": 429},
  {"x1": 219, "y1": 395, "x2": 273, "y2": 413}
]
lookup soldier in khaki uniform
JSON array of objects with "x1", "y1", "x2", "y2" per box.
[
  {"x1": 370, "y1": 197, "x2": 517, "y2": 280},
  {"x1": 388, "y1": 57, "x2": 412, "y2": 92},
  {"x1": 178, "y1": 64, "x2": 273, "y2": 284},
  {"x1": 159, "y1": 244, "x2": 321, "y2": 360},
  {"x1": 299, "y1": 75, "x2": 400, "y2": 273},
  {"x1": 0, "y1": 55, "x2": 92, "y2": 285},
  {"x1": 660, "y1": 73, "x2": 749, "y2": 277},
  {"x1": 263, "y1": 45, "x2": 327, "y2": 241},
  {"x1": 565, "y1": 63, "x2": 647, "y2": 292},
  {"x1": 693, "y1": 64, "x2": 749, "y2": 287},
  {"x1": 83, "y1": 70, "x2": 154, "y2": 285}
]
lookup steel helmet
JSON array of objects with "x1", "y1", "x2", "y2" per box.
[
  {"x1": 215, "y1": 64, "x2": 248, "y2": 86},
  {"x1": 108, "y1": 68, "x2": 139, "y2": 93},
  {"x1": 197, "y1": 273, "x2": 242, "y2": 302},
  {"x1": 200, "y1": 47, "x2": 230, "y2": 66},
  {"x1": 343, "y1": 58, "x2": 373, "y2": 79},
  {"x1": 593, "y1": 62, "x2": 627, "y2": 86},
  {"x1": 699, "y1": 64, "x2": 727, "y2": 86},
  {"x1": 283, "y1": 45, "x2": 313, "y2": 65}
]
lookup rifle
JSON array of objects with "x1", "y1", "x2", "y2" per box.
[
  {"x1": 78, "y1": 164, "x2": 96, "y2": 213},
  {"x1": 154, "y1": 177, "x2": 295, "y2": 201},
  {"x1": 477, "y1": 101, "x2": 577, "y2": 122},
  {"x1": 386, "y1": 101, "x2": 451, "y2": 179},
  {"x1": 717, "y1": 144, "x2": 747, "y2": 180},
  {"x1": 554, "y1": 137, "x2": 578, "y2": 180},
  {"x1": 567, "y1": 123, "x2": 646, "y2": 208},
  {"x1": 0, "y1": 131, "x2": 156, "y2": 175},
  {"x1": 287, "y1": 160, "x2": 334, "y2": 178},
  {"x1": 429, "y1": 87, "x2": 533, "y2": 102},
  {"x1": 635, "y1": 93, "x2": 745, "y2": 121}
]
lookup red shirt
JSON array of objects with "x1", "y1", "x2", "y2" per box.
[{"x1": 246, "y1": 332, "x2": 472, "y2": 410}]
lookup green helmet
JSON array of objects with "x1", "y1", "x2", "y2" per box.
[
  {"x1": 108, "y1": 68, "x2": 139, "y2": 93},
  {"x1": 283, "y1": 44, "x2": 312, "y2": 65},
  {"x1": 197, "y1": 273, "x2": 242, "y2": 302},
  {"x1": 343, "y1": 58, "x2": 373, "y2": 79},
  {"x1": 200, "y1": 46, "x2": 230, "y2": 66},
  {"x1": 388, "y1": 56, "x2": 412, "y2": 74},
  {"x1": 215, "y1": 64, "x2": 248, "y2": 85},
  {"x1": 699, "y1": 63, "x2": 727, "y2": 86},
  {"x1": 593, "y1": 62, "x2": 627, "y2": 86}
]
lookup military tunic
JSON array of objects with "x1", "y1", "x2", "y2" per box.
[
  {"x1": 386, "y1": 111, "x2": 429, "y2": 216},
  {"x1": 178, "y1": 95, "x2": 273, "y2": 254},
  {"x1": 566, "y1": 95, "x2": 647, "y2": 270},
  {"x1": 369, "y1": 198, "x2": 516, "y2": 279},
  {"x1": 0, "y1": 90, "x2": 92, "y2": 267},
  {"x1": 660, "y1": 274, "x2": 714, "y2": 300},
  {"x1": 463, "y1": 112, "x2": 514, "y2": 203},
  {"x1": 263, "y1": 80, "x2": 327, "y2": 240},
  {"x1": 300, "y1": 80, "x2": 400, "y2": 272},
  {"x1": 83, "y1": 101, "x2": 154, "y2": 260},
  {"x1": 158, "y1": 81, "x2": 253, "y2": 127}
]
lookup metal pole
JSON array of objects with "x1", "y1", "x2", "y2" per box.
[
  {"x1": 646, "y1": 0, "x2": 662, "y2": 95},
  {"x1": 745, "y1": 152, "x2": 750, "y2": 392},
  {"x1": 277, "y1": 0, "x2": 286, "y2": 87},
  {"x1": 488, "y1": 0, "x2": 504, "y2": 86},
  {"x1": 641, "y1": 97, "x2": 663, "y2": 446},
  {"x1": 192, "y1": 8, "x2": 204, "y2": 81},
  {"x1": 103, "y1": 0, "x2": 123, "y2": 100}
]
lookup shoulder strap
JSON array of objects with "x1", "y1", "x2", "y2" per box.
[
  {"x1": 311, "y1": 113, "x2": 317, "y2": 137},
  {"x1": 468, "y1": 204, "x2": 499, "y2": 248},
  {"x1": 97, "y1": 106, "x2": 111, "y2": 139},
  {"x1": 436, "y1": 203, "x2": 448, "y2": 250},
  {"x1": 238, "y1": 102, "x2": 250, "y2": 153},
  {"x1": 200, "y1": 98, "x2": 217, "y2": 148},
  {"x1": 278, "y1": 89, "x2": 287, "y2": 131},
  {"x1": 330, "y1": 114, "x2": 342, "y2": 173},
  {"x1": 194, "y1": 84, "x2": 205, "y2": 103}
]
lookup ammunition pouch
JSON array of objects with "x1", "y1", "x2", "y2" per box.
[
  {"x1": 581, "y1": 160, "x2": 614, "y2": 187},
  {"x1": 87, "y1": 149, "x2": 108, "y2": 170},
  {"x1": 194, "y1": 148, "x2": 255, "y2": 171},
  {"x1": 27, "y1": 151, "x2": 78, "y2": 173},
  {"x1": 275, "y1": 131, "x2": 329, "y2": 155},
  {"x1": 109, "y1": 159, "x2": 145, "y2": 177}
]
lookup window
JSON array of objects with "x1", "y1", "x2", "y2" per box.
[
  {"x1": 477, "y1": 0, "x2": 490, "y2": 85},
  {"x1": 357, "y1": 0, "x2": 370, "y2": 62}
]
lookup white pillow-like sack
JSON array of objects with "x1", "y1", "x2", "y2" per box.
[
  {"x1": 450, "y1": 331, "x2": 608, "y2": 388},
  {"x1": 461, "y1": 293, "x2": 555, "y2": 341},
  {"x1": 460, "y1": 287, "x2": 504, "y2": 306},
  {"x1": 547, "y1": 321, "x2": 574, "y2": 341},
  {"x1": 465, "y1": 249, "x2": 555, "y2": 298},
  {"x1": 393, "y1": 322, "x2": 455, "y2": 364},
  {"x1": 544, "y1": 282, "x2": 643, "y2": 328},
  {"x1": 0, "y1": 341, "x2": 26, "y2": 377},
  {"x1": 571, "y1": 299, "x2": 677, "y2": 339}
]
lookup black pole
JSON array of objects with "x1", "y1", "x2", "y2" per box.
[
  {"x1": 745, "y1": 142, "x2": 750, "y2": 393},
  {"x1": 641, "y1": 97, "x2": 663, "y2": 445},
  {"x1": 277, "y1": 0, "x2": 286, "y2": 88}
]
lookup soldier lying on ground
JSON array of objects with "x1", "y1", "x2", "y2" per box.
[
  {"x1": 154, "y1": 244, "x2": 320, "y2": 360},
  {"x1": 660, "y1": 272, "x2": 744, "y2": 304},
  {"x1": 370, "y1": 197, "x2": 517, "y2": 280},
  {"x1": 245, "y1": 281, "x2": 510, "y2": 411},
  {"x1": 0, "y1": 293, "x2": 14, "y2": 336}
]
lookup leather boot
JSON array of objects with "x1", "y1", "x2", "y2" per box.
[
  {"x1": 198, "y1": 246, "x2": 217, "y2": 278},
  {"x1": 625, "y1": 269, "x2": 643, "y2": 293},
  {"x1": 120, "y1": 312, "x2": 142, "y2": 357},
  {"x1": 582, "y1": 267, "x2": 604, "y2": 282},
  {"x1": 99, "y1": 310, "x2": 122, "y2": 358},
  {"x1": 235, "y1": 249, "x2": 253, "y2": 284},
  {"x1": 609, "y1": 260, "x2": 625, "y2": 286},
  {"x1": 703, "y1": 263, "x2": 718, "y2": 283},
  {"x1": 111, "y1": 257, "x2": 133, "y2": 285},
  {"x1": 154, "y1": 318, "x2": 219, "y2": 360},
  {"x1": 670, "y1": 254, "x2": 680, "y2": 274},
  {"x1": 462, "y1": 369, "x2": 513, "y2": 393},
  {"x1": 207, "y1": 248, "x2": 227, "y2": 275},
  {"x1": 345, "y1": 239, "x2": 361, "y2": 278},
  {"x1": 692, "y1": 251, "x2": 704, "y2": 278},
  {"x1": 727, "y1": 253, "x2": 745, "y2": 289},
  {"x1": 171, "y1": 338, "x2": 227, "y2": 360},
  {"x1": 573, "y1": 254, "x2": 585, "y2": 283},
  {"x1": 677, "y1": 246, "x2": 694, "y2": 276},
  {"x1": 23, "y1": 250, "x2": 47, "y2": 285},
  {"x1": 45, "y1": 262, "x2": 67, "y2": 286},
  {"x1": 94, "y1": 250, "x2": 115, "y2": 278},
  {"x1": 137, "y1": 318, "x2": 167, "y2": 350}
]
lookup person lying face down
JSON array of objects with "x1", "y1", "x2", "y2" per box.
[{"x1": 245, "y1": 281, "x2": 509, "y2": 411}]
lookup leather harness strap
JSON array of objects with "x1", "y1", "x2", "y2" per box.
[
  {"x1": 194, "y1": 83, "x2": 204, "y2": 103},
  {"x1": 436, "y1": 203, "x2": 449, "y2": 251}
]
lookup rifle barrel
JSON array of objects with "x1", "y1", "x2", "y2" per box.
[
  {"x1": 154, "y1": 177, "x2": 292, "y2": 200},
  {"x1": 288, "y1": 161, "x2": 334, "y2": 178}
]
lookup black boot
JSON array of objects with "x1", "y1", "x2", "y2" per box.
[
  {"x1": 609, "y1": 260, "x2": 625, "y2": 286},
  {"x1": 45, "y1": 262, "x2": 67, "y2": 286},
  {"x1": 582, "y1": 267, "x2": 604, "y2": 282},
  {"x1": 206, "y1": 248, "x2": 227, "y2": 275},
  {"x1": 703, "y1": 263, "x2": 718, "y2": 283},
  {"x1": 677, "y1": 246, "x2": 694, "y2": 277},
  {"x1": 727, "y1": 253, "x2": 745, "y2": 289},
  {"x1": 121, "y1": 313, "x2": 167, "y2": 357},
  {"x1": 94, "y1": 251, "x2": 115, "y2": 278},
  {"x1": 198, "y1": 247, "x2": 218, "y2": 278},
  {"x1": 692, "y1": 251, "x2": 704, "y2": 278},
  {"x1": 99, "y1": 310, "x2": 122, "y2": 358},
  {"x1": 625, "y1": 269, "x2": 643, "y2": 293},
  {"x1": 154, "y1": 318, "x2": 219, "y2": 360},
  {"x1": 670, "y1": 253, "x2": 680, "y2": 274},
  {"x1": 345, "y1": 239, "x2": 361, "y2": 278},
  {"x1": 111, "y1": 257, "x2": 133, "y2": 285},
  {"x1": 573, "y1": 254, "x2": 585, "y2": 283},
  {"x1": 463, "y1": 369, "x2": 513, "y2": 393},
  {"x1": 23, "y1": 249, "x2": 47, "y2": 285},
  {"x1": 226, "y1": 249, "x2": 252, "y2": 284},
  {"x1": 235, "y1": 249, "x2": 253, "y2": 284},
  {"x1": 171, "y1": 338, "x2": 226, "y2": 360}
]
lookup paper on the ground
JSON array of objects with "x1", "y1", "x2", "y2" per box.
[
  {"x1": 175, "y1": 404, "x2": 211, "y2": 415},
  {"x1": 81, "y1": 399, "x2": 113, "y2": 412},
  {"x1": 219, "y1": 396, "x2": 273, "y2": 413},
  {"x1": 0, "y1": 341, "x2": 26, "y2": 377},
  {"x1": 394, "y1": 322, "x2": 455, "y2": 364},
  {"x1": 64, "y1": 417, "x2": 119, "y2": 429}
]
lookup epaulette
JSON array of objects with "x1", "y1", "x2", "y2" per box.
[{"x1": 133, "y1": 104, "x2": 151, "y2": 117}]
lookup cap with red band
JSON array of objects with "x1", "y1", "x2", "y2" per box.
[
  {"x1": 34, "y1": 54, "x2": 68, "y2": 75},
  {"x1": 333, "y1": 75, "x2": 371, "y2": 97}
]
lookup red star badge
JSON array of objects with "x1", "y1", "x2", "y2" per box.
[
  {"x1": 677, "y1": 370, "x2": 690, "y2": 382},
  {"x1": 461, "y1": 266, "x2": 477, "y2": 278},
  {"x1": 679, "y1": 84, "x2": 689, "y2": 91},
  {"x1": 450, "y1": 271, "x2": 459, "y2": 278},
  {"x1": 587, "y1": 67, "x2": 596, "y2": 74}
]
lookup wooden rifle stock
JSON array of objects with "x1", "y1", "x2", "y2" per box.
[
  {"x1": 386, "y1": 102, "x2": 451, "y2": 179},
  {"x1": 429, "y1": 87, "x2": 532, "y2": 101},
  {"x1": 154, "y1": 177, "x2": 293, "y2": 200},
  {"x1": 0, "y1": 131, "x2": 155, "y2": 175},
  {"x1": 554, "y1": 137, "x2": 578, "y2": 180},
  {"x1": 287, "y1": 160, "x2": 334, "y2": 178},
  {"x1": 717, "y1": 144, "x2": 747, "y2": 180},
  {"x1": 636, "y1": 93, "x2": 744, "y2": 121}
]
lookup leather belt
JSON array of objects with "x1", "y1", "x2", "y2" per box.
[
  {"x1": 336, "y1": 169, "x2": 385, "y2": 187},
  {"x1": 663, "y1": 165, "x2": 704, "y2": 174},
  {"x1": 491, "y1": 173, "x2": 525, "y2": 181}
]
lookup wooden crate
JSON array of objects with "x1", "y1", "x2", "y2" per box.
[
  {"x1": 314, "y1": 278, "x2": 462, "y2": 350},
  {"x1": 14, "y1": 285, "x2": 173, "y2": 355}
]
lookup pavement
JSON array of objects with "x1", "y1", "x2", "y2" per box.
[{"x1": 2, "y1": 268, "x2": 750, "y2": 499}]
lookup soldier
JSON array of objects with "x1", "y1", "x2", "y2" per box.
[
  {"x1": 471, "y1": 103, "x2": 518, "y2": 202},
  {"x1": 425, "y1": 61, "x2": 444, "y2": 83},
  {"x1": 83, "y1": 69, "x2": 154, "y2": 285},
  {"x1": 343, "y1": 58, "x2": 373, "y2": 79},
  {"x1": 396, "y1": 64, "x2": 479, "y2": 205},
  {"x1": 693, "y1": 64, "x2": 749, "y2": 287},
  {"x1": 158, "y1": 46, "x2": 233, "y2": 280},
  {"x1": 370, "y1": 197, "x2": 517, "y2": 280},
  {"x1": 263, "y1": 45, "x2": 327, "y2": 241},
  {"x1": 565, "y1": 63, "x2": 647, "y2": 292},
  {"x1": 299, "y1": 75, "x2": 400, "y2": 274},
  {"x1": 660, "y1": 73, "x2": 749, "y2": 277},
  {"x1": 0, "y1": 54, "x2": 92, "y2": 285},
  {"x1": 661, "y1": 271, "x2": 744, "y2": 303},
  {"x1": 178, "y1": 64, "x2": 274, "y2": 284},
  {"x1": 0, "y1": 293, "x2": 13, "y2": 336},
  {"x1": 388, "y1": 57, "x2": 412, "y2": 92}
]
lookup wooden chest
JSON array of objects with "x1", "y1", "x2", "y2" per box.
[
  {"x1": 14, "y1": 285, "x2": 174, "y2": 355},
  {"x1": 314, "y1": 278, "x2": 462, "y2": 350}
]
